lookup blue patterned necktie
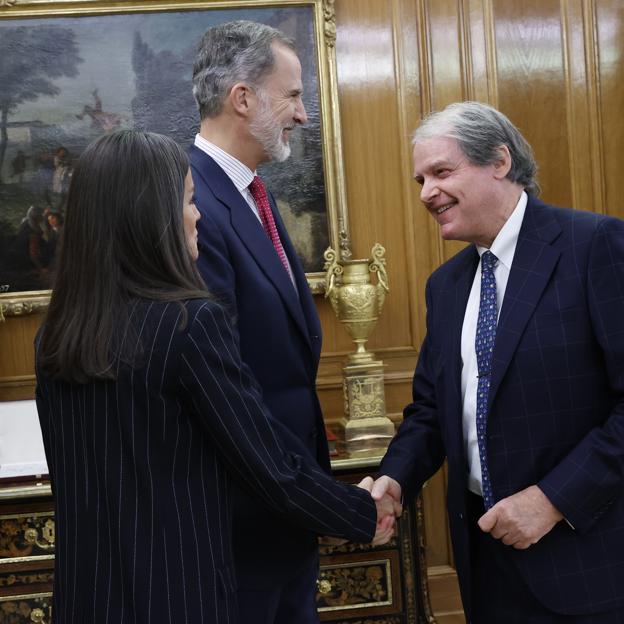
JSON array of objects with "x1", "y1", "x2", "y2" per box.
[{"x1": 475, "y1": 250, "x2": 498, "y2": 509}]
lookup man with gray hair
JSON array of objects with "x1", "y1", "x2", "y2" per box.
[
  {"x1": 367, "y1": 101, "x2": 624, "y2": 622},
  {"x1": 189, "y1": 20, "x2": 331, "y2": 624}
]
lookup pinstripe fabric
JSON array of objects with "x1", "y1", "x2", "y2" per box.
[
  {"x1": 380, "y1": 196, "x2": 624, "y2": 620},
  {"x1": 35, "y1": 299, "x2": 376, "y2": 624},
  {"x1": 189, "y1": 146, "x2": 328, "y2": 591}
]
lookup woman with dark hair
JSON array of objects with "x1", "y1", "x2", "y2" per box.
[{"x1": 35, "y1": 130, "x2": 394, "y2": 624}]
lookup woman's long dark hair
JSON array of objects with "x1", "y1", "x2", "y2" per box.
[{"x1": 38, "y1": 130, "x2": 207, "y2": 383}]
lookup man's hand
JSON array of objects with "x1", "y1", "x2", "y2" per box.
[
  {"x1": 478, "y1": 485, "x2": 563, "y2": 549},
  {"x1": 358, "y1": 476, "x2": 398, "y2": 546},
  {"x1": 371, "y1": 475, "x2": 403, "y2": 518}
]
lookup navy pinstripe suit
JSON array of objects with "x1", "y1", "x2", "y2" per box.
[
  {"x1": 189, "y1": 146, "x2": 331, "y2": 593},
  {"x1": 380, "y1": 196, "x2": 624, "y2": 620},
  {"x1": 35, "y1": 300, "x2": 376, "y2": 624}
]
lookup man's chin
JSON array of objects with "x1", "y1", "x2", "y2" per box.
[{"x1": 271, "y1": 143, "x2": 291, "y2": 163}]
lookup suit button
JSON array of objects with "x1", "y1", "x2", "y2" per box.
[{"x1": 459, "y1": 512, "x2": 464, "y2": 520}]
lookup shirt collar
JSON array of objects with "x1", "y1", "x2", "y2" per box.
[
  {"x1": 476, "y1": 191, "x2": 527, "y2": 269},
  {"x1": 194, "y1": 134, "x2": 255, "y2": 192}
]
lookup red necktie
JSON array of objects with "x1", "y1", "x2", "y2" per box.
[{"x1": 248, "y1": 176, "x2": 291, "y2": 276}]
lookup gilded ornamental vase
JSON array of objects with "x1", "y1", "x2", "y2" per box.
[{"x1": 324, "y1": 244, "x2": 395, "y2": 457}]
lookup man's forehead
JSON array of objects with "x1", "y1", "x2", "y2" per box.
[{"x1": 412, "y1": 137, "x2": 461, "y2": 168}]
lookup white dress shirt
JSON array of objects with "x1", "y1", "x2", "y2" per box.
[{"x1": 461, "y1": 191, "x2": 528, "y2": 495}]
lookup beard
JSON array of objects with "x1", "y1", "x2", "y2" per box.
[{"x1": 249, "y1": 90, "x2": 292, "y2": 163}]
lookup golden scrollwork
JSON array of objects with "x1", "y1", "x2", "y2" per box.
[
  {"x1": 369, "y1": 243, "x2": 389, "y2": 309},
  {"x1": 0, "y1": 0, "x2": 18, "y2": 6},
  {"x1": 0, "y1": 293, "x2": 50, "y2": 322},
  {"x1": 323, "y1": 247, "x2": 344, "y2": 301},
  {"x1": 348, "y1": 377, "x2": 386, "y2": 419},
  {"x1": 322, "y1": 0, "x2": 336, "y2": 48},
  {"x1": 23, "y1": 519, "x2": 55, "y2": 551},
  {"x1": 0, "y1": 513, "x2": 55, "y2": 560}
]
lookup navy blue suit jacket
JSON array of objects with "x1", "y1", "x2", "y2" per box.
[
  {"x1": 189, "y1": 146, "x2": 329, "y2": 587},
  {"x1": 380, "y1": 196, "x2": 624, "y2": 618},
  {"x1": 36, "y1": 300, "x2": 376, "y2": 624}
]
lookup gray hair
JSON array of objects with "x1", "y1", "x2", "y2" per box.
[
  {"x1": 413, "y1": 101, "x2": 540, "y2": 195},
  {"x1": 192, "y1": 20, "x2": 295, "y2": 119}
]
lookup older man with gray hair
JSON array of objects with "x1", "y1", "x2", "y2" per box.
[
  {"x1": 188, "y1": 20, "x2": 339, "y2": 624},
  {"x1": 367, "y1": 101, "x2": 624, "y2": 623}
]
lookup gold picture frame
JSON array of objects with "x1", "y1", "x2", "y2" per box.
[{"x1": 0, "y1": 0, "x2": 351, "y2": 319}]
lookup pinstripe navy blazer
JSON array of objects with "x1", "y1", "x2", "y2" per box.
[
  {"x1": 380, "y1": 196, "x2": 624, "y2": 619},
  {"x1": 35, "y1": 299, "x2": 376, "y2": 624},
  {"x1": 189, "y1": 146, "x2": 331, "y2": 587}
]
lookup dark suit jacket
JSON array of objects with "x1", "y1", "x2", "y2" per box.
[
  {"x1": 36, "y1": 300, "x2": 376, "y2": 624},
  {"x1": 189, "y1": 146, "x2": 329, "y2": 587},
  {"x1": 380, "y1": 196, "x2": 624, "y2": 618}
]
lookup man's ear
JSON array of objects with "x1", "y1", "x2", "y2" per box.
[
  {"x1": 229, "y1": 82, "x2": 253, "y2": 116},
  {"x1": 492, "y1": 144, "x2": 512, "y2": 179}
]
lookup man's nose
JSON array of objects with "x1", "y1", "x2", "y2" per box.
[
  {"x1": 420, "y1": 179, "x2": 439, "y2": 203},
  {"x1": 295, "y1": 99, "x2": 308, "y2": 125}
]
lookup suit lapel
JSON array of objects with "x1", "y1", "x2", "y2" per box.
[
  {"x1": 488, "y1": 197, "x2": 563, "y2": 408},
  {"x1": 190, "y1": 147, "x2": 312, "y2": 351}
]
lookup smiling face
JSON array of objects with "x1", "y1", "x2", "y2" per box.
[
  {"x1": 412, "y1": 135, "x2": 514, "y2": 248},
  {"x1": 249, "y1": 42, "x2": 307, "y2": 163},
  {"x1": 182, "y1": 170, "x2": 200, "y2": 261}
]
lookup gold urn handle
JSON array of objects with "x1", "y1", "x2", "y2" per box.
[
  {"x1": 369, "y1": 243, "x2": 389, "y2": 314},
  {"x1": 323, "y1": 247, "x2": 342, "y2": 300}
]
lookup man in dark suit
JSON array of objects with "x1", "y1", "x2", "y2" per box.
[
  {"x1": 189, "y1": 20, "x2": 336, "y2": 624},
  {"x1": 369, "y1": 102, "x2": 624, "y2": 623}
]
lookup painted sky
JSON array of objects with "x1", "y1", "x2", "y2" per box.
[{"x1": 1, "y1": 7, "x2": 315, "y2": 128}]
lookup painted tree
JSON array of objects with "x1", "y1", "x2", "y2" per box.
[
  {"x1": 0, "y1": 25, "x2": 82, "y2": 183},
  {"x1": 131, "y1": 32, "x2": 196, "y2": 145}
]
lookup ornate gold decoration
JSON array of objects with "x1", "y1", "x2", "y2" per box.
[
  {"x1": 0, "y1": 571, "x2": 54, "y2": 589},
  {"x1": 23, "y1": 519, "x2": 55, "y2": 551},
  {"x1": 317, "y1": 578, "x2": 332, "y2": 594},
  {"x1": 30, "y1": 608, "x2": 47, "y2": 623},
  {"x1": 0, "y1": 0, "x2": 18, "y2": 6},
  {"x1": 324, "y1": 244, "x2": 388, "y2": 364},
  {"x1": 324, "y1": 244, "x2": 394, "y2": 456},
  {"x1": 0, "y1": 513, "x2": 55, "y2": 560},
  {"x1": 322, "y1": 0, "x2": 336, "y2": 48},
  {"x1": 0, "y1": 292, "x2": 50, "y2": 322},
  {"x1": 0, "y1": 594, "x2": 52, "y2": 624},
  {"x1": 30, "y1": 609, "x2": 46, "y2": 624},
  {"x1": 316, "y1": 559, "x2": 392, "y2": 612}
]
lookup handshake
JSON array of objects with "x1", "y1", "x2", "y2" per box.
[
  {"x1": 319, "y1": 475, "x2": 403, "y2": 548},
  {"x1": 358, "y1": 475, "x2": 403, "y2": 546}
]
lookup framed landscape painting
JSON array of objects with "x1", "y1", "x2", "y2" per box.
[{"x1": 0, "y1": 0, "x2": 350, "y2": 318}]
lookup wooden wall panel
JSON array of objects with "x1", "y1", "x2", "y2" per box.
[
  {"x1": 597, "y1": 0, "x2": 624, "y2": 220},
  {"x1": 493, "y1": 0, "x2": 573, "y2": 207}
]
